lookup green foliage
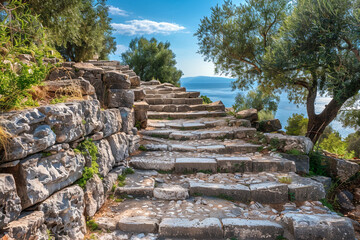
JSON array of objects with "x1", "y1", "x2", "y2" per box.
[
  {"x1": 121, "y1": 37, "x2": 183, "y2": 85},
  {"x1": 285, "y1": 149, "x2": 303, "y2": 155},
  {"x1": 50, "y1": 96, "x2": 69, "y2": 105},
  {"x1": 345, "y1": 131, "x2": 360, "y2": 158},
  {"x1": 258, "y1": 110, "x2": 275, "y2": 121},
  {"x1": 320, "y1": 198, "x2": 336, "y2": 212},
  {"x1": 86, "y1": 219, "x2": 98, "y2": 231},
  {"x1": 138, "y1": 145, "x2": 147, "y2": 151},
  {"x1": 75, "y1": 138, "x2": 99, "y2": 188},
  {"x1": 0, "y1": 0, "x2": 55, "y2": 112},
  {"x1": 288, "y1": 192, "x2": 295, "y2": 202},
  {"x1": 123, "y1": 168, "x2": 135, "y2": 175},
  {"x1": 278, "y1": 176, "x2": 292, "y2": 184},
  {"x1": 201, "y1": 95, "x2": 212, "y2": 104},
  {"x1": 319, "y1": 133, "x2": 355, "y2": 159},
  {"x1": 232, "y1": 88, "x2": 279, "y2": 114},
  {"x1": 309, "y1": 151, "x2": 328, "y2": 176},
  {"x1": 285, "y1": 114, "x2": 308, "y2": 136},
  {"x1": 269, "y1": 138, "x2": 280, "y2": 150}
]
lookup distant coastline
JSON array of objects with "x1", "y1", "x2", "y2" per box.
[{"x1": 181, "y1": 76, "x2": 354, "y2": 137}]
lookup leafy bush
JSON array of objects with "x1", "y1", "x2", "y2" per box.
[
  {"x1": 285, "y1": 114, "x2": 308, "y2": 136},
  {"x1": 201, "y1": 95, "x2": 212, "y2": 104},
  {"x1": 258, "y1": 110, "x2": 275, "y2": 121},
  {"x1": 319, "y1": 133, "x2": 355, "y2": 159},
  {"x1": 86, "y1": 219, "x2": 98, "y2": 231},
  {"x1": 346, "y1": 131, "x2": 360, "y2": 158},
  {"x1": 75, "y1": 138, "x2": 99, "y2": 188}
]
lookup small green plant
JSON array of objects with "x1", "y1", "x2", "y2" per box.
[
  {"x1": 50, "y1": 96, "x2": 69, "y2": 104},
  {"x1": 320, "y1": 198, "x2": 335, "y2": 212},
  {"x1": 123, "y1": 167, "x2": 135, "y2": 175},
  {"x1": 118, "y1": 181, "x2": 125, "y2": 187},
  {"x1": 118, "y1": 174, "x2": 126, "y2": 182},
  {"x1": 82, "y1": 120, "x2": 87, "y2": 125},
  {"x1": 111, "y1": 184, "x2": 116, "y2": 192},
  {"x1": 135, "y1": 121, "x2": 141, "y2": 130},
  {"x1": 278, "y1": 176, "x2": 292, "y2": 184},
  {"x1": 115, "y1": 198, "x2": 124, "y2": 203},
  {"x1": 257, "y1": 146, "x2": 264, "y2": 152},
  {"x1": 42, "y1": 152, "x2": 52, "y2": 158},
  {"x1": 269, "y1": 138, "x2": 280, "y2": 150},
  {"x1": 201, "y1": 95, "x2": 213, "y2": 104},
  {"x1": 308, "y1": 151, "x2": 329, "y2": 176},
  {"x1": 47, "y1": 229, "x2": 53, "y2": 240},
  {"x1": 75, "y1": 138, "x2": 99, "y2": 188},
  {"x1": 86, "y1": 219, "x2": 99, "y2": 231},
  {"x1": 286, "y1": 149, "x2": 303, "y2": 155},
  {"x1": 138, "y1": 145, "x2": 147, "y2": 151},
  {"x1": 288, "y1": 192, "x2": 296, "y2": 201}
]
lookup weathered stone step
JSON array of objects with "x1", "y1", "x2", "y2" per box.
[
  {"x1": 148, "y1": 111, "x2": 227, "y2": 119},
  {"x1": 141, "y1": 127, "x2": 256, "y2": 140},
  {"x1": 91, "y1": 196, "x2": 355, "y2": 239},
  {"x1": 148, "y1": 117, "x2": 251, "y2": 130},
  {"x1": 145, "y1": 98, "x2": 203, "y2": 105},
  {"x1": 145, "y1": 91, "x2": 200, "y2": 99},
  {"x1": 144, "y1": 87, "x2": 186, "y2": 94},
  {"x1": 148, "y1": 103, "x2": 225, "y2": 112},
  {"x1": 130, "y1": 152, "x2": 296, "y2": 173}
]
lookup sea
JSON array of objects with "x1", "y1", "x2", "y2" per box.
[{"x1": 180, "y1": 76, "x2": 355, "y2": 138}]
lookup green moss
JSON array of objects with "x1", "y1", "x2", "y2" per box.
[
  {"x1": 216, "y1": 194, "x2": 234, "y2": 201},
  {"x1": 82, "y1": 119, "x2": 87, "y2": 125},
  {"x1": 286, "y1": 149, "x2": 304, "y2": 155},
  {"x1": 138, "y1": 145, "x2": 147, "y2": 151},
  {"x1": 42, "y1": 152, "x2": 52, "y2": 158},
  {"x1": 115, "y1": 198, "x2": 124, "y2": 203},
  {"x1": 86, "y1": 219, "x2": 98, "y2": 231},
  {"x1": 288, "y1": 192, "x2": 295, "y2": 201},
  {"x1": 111, "y1": 184, "x2": 116, "y2": 192},
  {"x1": 123, "y1": 167, "x2": 135, "y2": 175}
]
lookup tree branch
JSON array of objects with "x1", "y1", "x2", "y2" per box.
[
  {"x1": 229, "y1": 52, "x2": 262, "y2": 74},
  {"x1": 343, "y1": 37, "x2": 360, "y2": 62}
]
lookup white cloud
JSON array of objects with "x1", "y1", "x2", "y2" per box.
[
  {"x1": 115, "y1": 44, "x2": 128, "y2": 55},
  {"x1": 111, "y1": 19, "x2": 185, "y2": 35},
  {"x1": 108, "y1": 5, "x2": 128, "y2": 16}
]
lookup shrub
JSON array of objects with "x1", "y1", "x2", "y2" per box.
[
  {"x1": 309, "y1": 151, "x2": 328, "y2": 176},
  {"x1": 86, "y1": 219, "x2": 98, "y2": 231},
  {"x1": 258, "y1": 110, "x2": 275, "y2": 121},
  {"x1": 319, "y1": 133, "x2": 355, "y2": 160},
  {"x1": 285, "y1": 113, "x2": 308, "y2": 136},
  {"x1": 346, "y1": 131, "x2": 360, "y2": 158},
  {"x1": 201, "y1": 95, "x2": 212, "y2": 104}
]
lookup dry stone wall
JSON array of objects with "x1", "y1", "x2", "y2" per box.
[{"x1": 0, "y1": 60, "x2": 142, "y2": 239}]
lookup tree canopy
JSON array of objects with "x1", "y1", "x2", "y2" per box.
[
  {"x1": 121, "y1": 37, "x2": 183, "y2": 86},
  {"x1": 196, "y1": 0, "x2": 360, "y2": 143}
]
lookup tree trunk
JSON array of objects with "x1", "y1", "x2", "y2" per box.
[{"x1": 306, "y1": 98, "x2": 343, "y2": 144}]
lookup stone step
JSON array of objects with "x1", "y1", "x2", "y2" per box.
[
  {"x1": 148, "y1": 103, "x2": 225, "y2": 112},
  {"x1": 130, "y1": 151, "x2": 296, "y2": 173},
  {"x1": 145, "y1": 98, "x2": 203, "y2": 105},
  {"x1": 91, "y1": 196, "x2": 355, "y2": 239},
  {"x1": 144, "y1": 87, "x2": 186, "y2": 94},
  {"x1": 141, "y1": 127, "x2": 256, "y2": 140},
  {"x1": 145, "y1": 91, "x2": 200, "y2": 99},
  {"x1": 148, "y1": 117, "x2": 251, "y2": 130},
  {"x1": 148, "y1": 111, "x2": 227, "y2": 119}
]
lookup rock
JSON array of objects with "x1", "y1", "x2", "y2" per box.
[
  {"x1": 250, "y1": 182, "x2": 288, "y2": 204},
  {"x1": 257, "y1": 119, "x2": 282, "y2": 133},
  {"x1": 119, "y1": 107, "x2": 135, "y2": 134},
  {"x1": 264, "y1": 133, "x2": 313, "y2": 154},
  {"x1": 325, "y1": 156, "x2": 360, "y2": 182},
  {"x1": 354, "y1": 188, "x2": 360, "y2": 202},
  {"x1": 104, "y1": 71, "x2": 131, "y2": 89},
  {"x1": 101, "y1": 109, "x2": 122, "y2": 137},
  {"x1": 107, "y1": 132, "x2": 129, "y2": 165},
  {"x1": 236, "y1": 109, "x2": 258, "y2": 122},
  {"x1": 283, "y1": 213, "x2": 355, "y2": 240},
  {"x1": 84, "y1": 175, "x2": 105, "y2": 217},
  {"x1": 94, "y1": 139, "x2": 115, "y2": 177},
  {"x1": 222, "y1": 218, "x2": 284, "y2": 240},
  {"x1": 280, "y1": 153, "x2": 309, "y2": 174},
  {"x1": 38, "y1": 185, "x2": 86, "y2": 240},
  {"x1": 107, "y1": 89, "x2": 134, "y2": 108},
  {"x1": 0, "y1": 149, "x2": 85, "y2": 209},
  {"x1": 216, "y1": 156, "x2": 252, "y2": 173},
  {"x1": 102, "y1": 171, "x2": 119, "y2": 195},
  {"x1": 288, "y1": 175, "x2": 326, "y2": 201},
  {"x1": 159, "y1": 218, "x2": 223, "y2": 239},
  {"x1": 1, "y1": 211, "x2": 48, "y2": 240},
  {"x1": 47, "y1": 66, "x2": 76, "y2": 81},
  {"x1": 311, "y1": 176, "x2": 332, "y2": 194},
  {"x1": 129, "y1": 76, "x2": 141, "y2": 87},
  {"x1": 96, "y1": 217, "x2": 117, "y2": 231},
  {"x1": 128, "y1": 135, "x2": 140, "y2": 154},
  {"x1": 45, "y1": 77, "x2": 96, "y2": 96},
  {"x1": 133, "y1": 89, "x2": 146, "y2": 101},
  {"x1": 337, "y1": 190, "x2": 355, "y2": 211},
  {"x1": 133, "y1": 101, "x2": 149, "y2": 129},
  {"x1": 174, "y1": 158, "x2": 217, "y2": 173},
  {"x1": 117, "y1": 217, "x2": 159, "y2": 233},
  {"x1": 0, "y1": 174, "x2": 21, "y2": 229},
  {"x1": 153, "y1": 185, "x2": 189, "y2": 200}
]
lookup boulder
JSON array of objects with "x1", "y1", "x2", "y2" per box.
[
  {"x1": 280, "y1": 153, "x2": 309, "y2": 174},
  {"x1": 94, "y1": 139, "x2": 115, "y2": 177},
  {"x1": 1, "y1": 211, "x2": 48, "y2": 240},
  {"x1": 107, "y1": 132, "x2": 129, "y2": 165},
  {"x1": 236, "y1": 109, "x2": 258, "y2": 122},
  {"x1": 0, "y1": 150, "x2": 85, "y2": 209},
  {"x1": 325, "y1": 156, "x2": 360, "y2": 182},
  {"x1": 101, "y1": 109, "x2": 122, "y2": 138},
  {"x1": 47, "y1": 66, "x2": 76, "y2": 81},
  {"x1": 84, "y1": 175, "x2": 105, "y2": 217},
  {"x1": 311, "y1": 176, "x2": 332, "y2": 194},
  {"x1": 106, "y1": 89, "x2": 134, "y2": 108},
  {"x1": 104, "y1": 71, "x2": 131, "y2": 89},
  {"x1": 257, "y1": 119, "x2": 282, "y2": 133},
  {"x1": 38, "y1": 185, "x2": 86, "y2": 240},
  {"x1": 0, "y1": 174, "x2": 22, "y2": 229},
  {"x1": 264, "y1": 133, "x2": 313, "y2": 154},
  {"x1": 45, "y1": 78, "x2": 96, "y2": 96},
  {"x1": 337, "y1": 190, "x2": 355, "y2": 211}
]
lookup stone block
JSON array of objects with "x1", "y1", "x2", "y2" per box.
[
  {"x1": 107, "y1": 132, "x2": 129, "y2": 165},
  {"x1": 84, "y1": 175, "x2": 105, "y2": 217},
  {"x1": 119, "y1": 107, "x2": 134, "y2": 134},
  {"x1": 175, "y1": 158, "x2": 217, "y2": 173},
  {"x1": 94, "y1": 139, "x2": 115, "y2": 177},
  {"x1": 104, "y1": 71, "x2": 131, "y2": 89},
  {"x1": 107, "y1": 89, "x2": 134, "y2": 108},
  {"x1": 216, "y1": 157, "x2": 252, "y2": 173},
  {"x1": 288, "y1": 176, "x2": 326, "y2": 201},
  {"x1": 1, "y1": 150, "x2": 85, "y2": 209},
  {"x1": 133, "y1": 89, "x2": 146, "y2": 101},
  {"x1": 236, "y1": 109, "x2": 258, "y2": 122},
  {"x1": 0, "y1": 174, "x2": 21, "y2": 229},
  {"x1": 101, "y1": 109, "x2": 122, "y2": 138},
  {"x1": 159, "y1": 218, "x2": 223, "y2": 239},
  {"x1": 250, "y1": 182, "x2": 288, "y2": 204},
  {"x1": 222, "y1": 218, "x2": 284, "y2": 240},
  {"x1": 153, "y1": 185, "x2": 189, "y2": 200},
  {"x1": 264, "y1": 133, "x2": 313, "y2": 154},
  {"x1": 118, "y1": 217, "x2": 159, "y2": 233},
  {"x1": 325, "y1": 156, "x2": 360, "y2": 182},
  {"x1": 280, "y1": 153, "x2": 309, "y2": 174},
  {"x1": 129, "y1": 76, "x2": 140, "y2": 87},
  {"x1": 38, "y1": 185, "x2": 86, "y2": 240}
]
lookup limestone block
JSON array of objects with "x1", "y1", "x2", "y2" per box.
[
  {"x1": 101, "y1": 109, "x2": 122, "y2": 137},
  {"x1": 107, "y1": 132, "x2": 129, "y2": 165},
  {"x1": 119, "y1": 107, "x2": 135, "y2": 134},
  {"x1": 257, "y1": 119, "x2": 282, "y2": 133},
  {"x1": 84, "y1": 175, "x2": 105, "y2": 217},
  {"x1": 128, "y1": 135, "x2": 140, "y2": 154},
  {"x1": 153, "y1": 185, "x2": 189, "y2": 200},
  {"x1": 45, "y1": 77, "x2": 95, "y2": 96},
  {"x1": 129, "y1": 76, "x2": 140, "y2": 87},
  {"x1": 288, "y1": 175, "x2": 326, "y2": 201},
  {"x1": 104, "y1": 71, "x2": 131, "y2": 89},
  {"x1": 250, "y1": 182, "x2": 288, "y2": 204},
  {"x1": 0, "y1": 174, "x2": 21, "y2": 229},
  {"x1": 38, "y1": 185, "x2": 86, "y2": 240},
  {"x1": 94, "y1": 139, "x2": 115, "y2": 177},
  {"x1": 1, "y1": 211, "x2": 48, "y2": 240},
  {"x1": 236, "y1": 109, "x2": 258, "y2": 122},
  {"x1": 325, "y1": 156, "x2": 360, "y2": 182},
  {"x1": 1, "y1": 150, "x2": 85, "y2": 209},
  {"x1": 280, "y1": 153, "x2": 309, "y2": 174},
  {"x1": 264, "y1": 133, "x2": 313, "y2": 154},
  {"x1": 133, "y1": 89, "x2": 146, "y2": 101},
  {"x1": 118, "y1": 217, "x2": 159, "y2": 233},
  {"x1": 107, "y1": 89, "x2": 134, "y2": 108}
]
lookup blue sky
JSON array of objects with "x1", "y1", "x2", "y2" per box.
[{"x1": 107, "y1": 0, "x2": 242, "y2": 77}]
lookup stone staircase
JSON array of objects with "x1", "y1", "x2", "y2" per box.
[
  {"x1": 91, "y1": 86, "x2": 357, "y2": 239},
  {"x1": 140, "y1": 80, "x2": 227, "y2": 119}
]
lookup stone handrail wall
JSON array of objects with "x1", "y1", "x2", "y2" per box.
[{"x1": 0, "y1": 60, "x2": 143, "y2": 239}]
